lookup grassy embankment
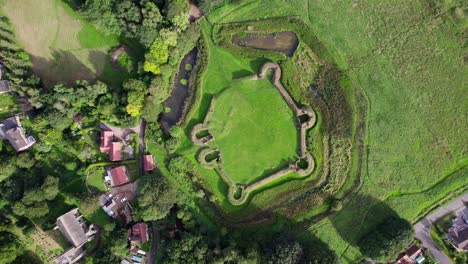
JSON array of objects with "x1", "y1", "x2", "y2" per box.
[{"x1": 204, "y1": 0, "x2": 467, "y2": 262}]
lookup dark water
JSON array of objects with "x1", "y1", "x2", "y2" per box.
[
  {"x1": 232, "y1": 31, "x2": 298, "y2": 57},
  {"x1": 159, "y1": 48, "x2": 198, "y2": 134}
]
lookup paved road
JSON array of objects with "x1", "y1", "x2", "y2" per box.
[{"x1": 414, "y1": 192, "x2": 468, "y2": 264}]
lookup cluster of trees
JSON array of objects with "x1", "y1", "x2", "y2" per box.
[
  {"x1": 358, "y1": 216, "x2": 414, "y2": 261},
  {"x1": 0, "y1": 18, "x2": 42, "y2": 109},
  {"x1": 79, "y1": 0, "x2": 200, "y2": 130},
  {"x1": 160, "y1": 228, "x2": 339, "y2": 264}
]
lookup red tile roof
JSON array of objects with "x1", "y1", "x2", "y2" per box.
[
  {"x1": 109, "y1": 166, "x2": 129, "y2": 186},
  {"x1": 110, "y1": 142, "x2": 121, "y2": 161},
  {"x1": 100, "y1": 131, "x2": 113, "y2": 153},
  {"x1": 143, "y1": 155, "x2": 156, "y2": 171},
  {"x1": 405, "y1": 244, "x2": 421, "y2": 259},
  {"x1": 128, "y1": 223, "x2": 149, "y2": 244}
]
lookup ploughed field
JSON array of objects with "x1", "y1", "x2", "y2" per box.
[{"x1": 208, "y1": 77, "x2": 298, "y2": 185}]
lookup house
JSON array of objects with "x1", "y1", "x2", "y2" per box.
[
  {"x1": 395, "y1": 244, "x2": 425, "y2": 264},
  {"x1": 110, "y1": 141, "x2": 122, "y2": 161},
  {"x1": 0, "y1": 80, "x2": 10, "y2": 94},
  {"x1": 100, "y1": 130, "x2": 113, "y2": 153},
  {"x1": 143, "y1": 155, "x2": 156, "y2": 171},
  {"x1": 128, "y1": 223, "x2": 149, "y2": 244},
  {"x1": 0, "y1": 116, "x2": 35, "y2": 152},
  {"x1": 447, "y1": 206, "x2": 468, "y2": 251},
  {"x1": 105, "y1": 166, "x2": 130, "y2": 187},
  {"x1": 99, "y1": 193, "x2": 120, "y2": 219},
  {"x1": 54, "y1": 208, "x2": 97, "y2": 264},
  {"x1": 99, "y1": 186, "x2": 135, "y2": 224},
  {"x1": 395, "y1": 244, "x2": 426, "y2": 264}
]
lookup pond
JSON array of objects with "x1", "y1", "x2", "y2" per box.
[
  {"x1": 159, "y1": 48, "x2": 198, "y2": 134},
  {"x1": 232, "y1": 31, "x2": 298, "y2": 57}
]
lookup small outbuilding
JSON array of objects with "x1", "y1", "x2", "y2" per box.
[
  {"x1": 0, "y1": 80, "x2": 10, "y2": 94},
  {"x1": 143, "y1": 154, "x2": 156, "y2": 171}
]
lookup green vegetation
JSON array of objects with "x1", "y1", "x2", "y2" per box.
[
  {"x1": 87, "y1": 167, "x2": 106, "y2": 192},
  {"x1": 209, "y1": 77, "x2": 298, "y2": 184},
  {"x1": 0, "y1": 94, "x2": 18, "y2": 119},
  {"x1": 0, "y1": 0, "x2": 466, "y2": 263},
  {"x1": 2, "y1": 0, "x2": 123, "y2": 87},
  {"x1": 190, "y1": 0, "x2": 468, "y2": 262}
]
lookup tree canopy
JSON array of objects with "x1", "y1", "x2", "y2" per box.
[{"x1": 358, "y1": 216, "x2": 414, "y2": 261}]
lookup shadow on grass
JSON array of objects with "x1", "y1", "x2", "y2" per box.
[
  {"x1": 31, "y1": 50, "x2": 98, "y2": 88},
  {"x1": 329, "y1": 194, "x2": 413, "y2": 262}
]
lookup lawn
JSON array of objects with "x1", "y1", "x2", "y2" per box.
[
  {"x1": 2, "y1": 0, "x2": 123, "y2": 87},
  {"x1": 87, "y1": 167, "x2": 106, "y2": 192},
  {"x1": 209, "y1": 77, "x2": 298, "y2": 184}
]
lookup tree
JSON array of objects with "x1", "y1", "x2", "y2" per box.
[
  {"x1": 110, "y1": 229, "x2": 128, "y2": 258},
  {"x1": 268, "y1": 239, "x2": 304, "y2": 264},
  {"x1": 358, "y1": 216, "x2": 413, "y2": 261},
  {"x1": 124, "y1": 79, "x2": 147, "y2": 116},
  {"x1": 0, "y1": 161, "x2": 17, "y2": 183},
  {"x1": 0, "y1": 231, "x2": 23, "y2": 264},
  {"x1": 144, "y1": 38, "x2": 169, "y2": 75},
  {"x1": 161, "y1": 232, "x2": 210, "y2": 264},
  {"x1": 137, "y1": 172, "x2": 176, "y2": 221},
  {"x1": 15, "y1": 153, "x2": 35, "y2": 169}
]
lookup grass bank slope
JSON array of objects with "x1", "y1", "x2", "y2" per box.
[
  {"x1": 210, "y1": 77, "x2": 298, "y2": 185},
  {"x1": 2, "y1": 0, "x2": 120, "y2": 87},
  {"x1": 205, "y1": 0, "x2": 467, "y2": 262}
]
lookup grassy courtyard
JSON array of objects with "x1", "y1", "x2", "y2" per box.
[
  {"x1": 209, "y1": 77, "x2": 298, "y2": 184},
  {"x1": 1, "y1": 0, "x2": 127, "y2": 87}
]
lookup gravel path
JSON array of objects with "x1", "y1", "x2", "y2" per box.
[{"x1": 414, "y1": 192, "x2": 468, "y2": 264}]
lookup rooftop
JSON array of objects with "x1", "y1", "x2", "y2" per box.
[
  {"x1": 143, "y1": 155, "x2": 156, "y2": 171},
  {"x1": 56, "y1": 208, "x2": 95, "y2": 248},
  {"x1": 128, "y1": 223, "x2": 149, "y2": 244},
  {"x1": 110, "y1": 142, "x2": 122, "y2": 161},
  {"x1": 109, "y1": 166, "x2": 130, "y2": 187},
  {"x1": 100, "y1": 130, "x2": 113, "y2": 153},
  {"x1": 0, "y1": 80, "x2": 10, "y2": 93}
]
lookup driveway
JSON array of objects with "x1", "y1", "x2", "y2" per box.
[
  {"x1": 414, "y1": 192, "x2": 468, "y2": 264},
  {"x1": 100, "y1": 121, "x2": 141, "y2": 141}
]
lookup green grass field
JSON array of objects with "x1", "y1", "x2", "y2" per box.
[
  {"x1": 2, "y1": 0, "x2": 124, "y2": 87},
  {"x1": 209, "y1": 77, "x2": 298, "y2": 184},
  {"x1": 176, "y1": 0, "x2": 467, "y2": 262}
]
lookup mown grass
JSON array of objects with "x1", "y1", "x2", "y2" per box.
[
  {"x1": 87, "y1": 167, "x2": 106, "y2": 192},
  {"x1": 2, "y1": 0, "x2": 124, "y2": 87},
  {"x1": 209, "y1": 77, "x2": 298, "y2": 184}
]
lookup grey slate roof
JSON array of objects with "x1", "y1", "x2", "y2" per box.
[
  {"x1": 0, "y1": 80, "x2": 10, "y2": 93},
  {"x1": 56, "y1": 208, "x2": 90, "y2": 248}
]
